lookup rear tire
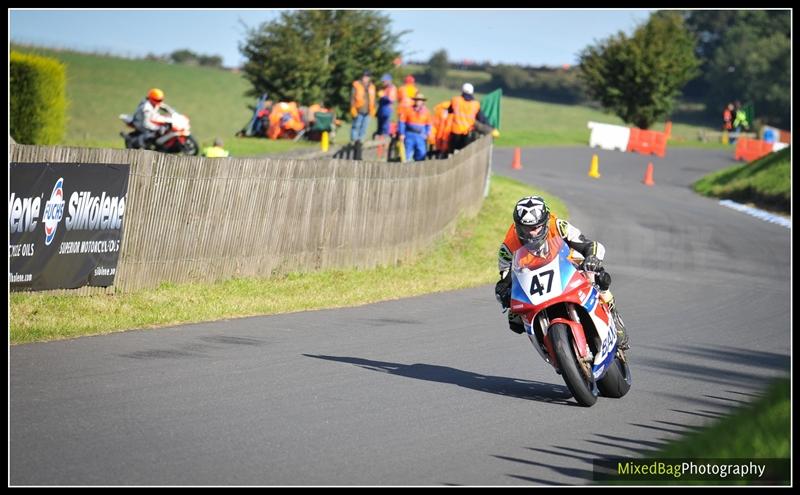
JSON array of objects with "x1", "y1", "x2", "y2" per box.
[
  {"x1": 550, "y1": 324, "x2": 597, "y2": 407},
  {"x1": 597, "y1": 353, "x2": 631, "y2": 398}
]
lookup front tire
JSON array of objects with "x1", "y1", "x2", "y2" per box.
[
  {"x1": 550, "y1": 324, "x2": 597, "y2": 407},
  {"x1": 182, "y1": 135, "x2": 199, "y2": 156}
]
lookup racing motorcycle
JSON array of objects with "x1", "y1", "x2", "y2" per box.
[
  {"x1": 510, "y1": 234, "x2": 631, "y2": 406},
  {"x1": 119, "y1": 103, "x2": 199, "y2": 155}
]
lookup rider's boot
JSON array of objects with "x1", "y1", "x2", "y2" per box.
[{"x1": 600, "y1": 290, "x2": 629, "y2": 350}]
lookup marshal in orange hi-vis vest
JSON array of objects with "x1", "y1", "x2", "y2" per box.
[
  {"x1": 450, "y1": 95, "x2": 480, "y2": 135},
  {"x1": 350, "y1": 81, "x2": 376, "y2": 117},
  {"x1": 430, "y1": 100, "x2": 452, "y2": 150}
]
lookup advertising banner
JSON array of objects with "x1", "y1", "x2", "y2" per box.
[{"x1": 9, "y1": 163, "x2": 130, "y2": 291}]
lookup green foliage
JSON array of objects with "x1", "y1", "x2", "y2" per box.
[
  {"x1": 693, "y1": 11, "x2": 790, "y2": 129},
  {"x1": 168, "y1": 49, "x2": 224, "y2": 68},
  {"x1": 10, "y1": 51, "x2": 68, "y2": 144},
  {"x1": 239, "y1": 10, "x2": 405, "y2": 117},
  {"x1": 578, "y1": 11, "x2": 700, "y2": 129},
  {"x1": 488, "y1": 65, "x2": 587, "y2": 104},
  {"x1": 426, "y1": 49, "x2": 450, "y2": 87},
  {"x1": 655, "y1": 377, "x2": 790, "y2": 466},
  {"x1": 693, "y1": 146, "x2": 790, "y2": 212},
  {"x1": 406, "y1": 64, "x2": 491, "y2": 91}
]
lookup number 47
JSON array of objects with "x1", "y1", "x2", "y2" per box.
[{"x1": 530, "y1": 269, "x2": 554, "y2": 297}]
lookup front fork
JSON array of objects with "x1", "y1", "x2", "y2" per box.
[
  {"x1": 534, "y1": 305, "x2": 594, "y2": 377},
  {"x1": 564, "y1": 303, "x2": 595, "y2": 382}
]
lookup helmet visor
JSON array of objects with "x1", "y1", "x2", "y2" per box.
[
  {"x1": 516, "y1": 220, "x2": 548, "y2": 248},
  {"x1": 518, "y1": 223, "x2": 544, "y2": 238}
]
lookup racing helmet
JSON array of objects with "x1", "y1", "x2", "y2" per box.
[
  {"x1": 513, "y1": 196, "x2": 550, "y2": 249},
  {"x1": 148, "y1": 88, "x2": 164, "y2": 104}
]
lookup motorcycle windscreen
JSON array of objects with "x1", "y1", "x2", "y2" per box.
[{"x1": 513, "y1": 235, "x2": 565, "y2": 270}]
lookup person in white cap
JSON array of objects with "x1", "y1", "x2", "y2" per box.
[{"x1": 448, "y1": 82, "x2": 491, "y2": 153}]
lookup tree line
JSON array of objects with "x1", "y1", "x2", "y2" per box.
[
  {"x1": 145, "y1": 49, "x2": 225, "y2": 69},
  {"x1": 237, "y1": 10, "x2": 790, "y2": 129}
]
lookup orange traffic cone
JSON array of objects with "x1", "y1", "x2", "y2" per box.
[
  {"x1": 643, "y1": 162, "x2": 655, "y2": 186},
  {"x1": 511, "y1": 147, "x2": 522, "y2": 170},
  {"x1": 588, "y1": 154, "x2": 601, "y2": 178}
]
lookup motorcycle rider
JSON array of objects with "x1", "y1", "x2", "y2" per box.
[
  {"x1": 494, "y1": 196, "x2": 629, "y2": 349},
  {"x1": 130, "y1": 88, "x2": 171, "y2": 149}
]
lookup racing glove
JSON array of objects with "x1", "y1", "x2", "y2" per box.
[
  {"x1": 581, "y1": 255, "x2": 603, "y2": 272},
  {"x1": 595, "y1": 270, "x2": 612, "y2": 291},
  {"x1": 494, "y1": 270, "x2": 512, "y2": 309}
]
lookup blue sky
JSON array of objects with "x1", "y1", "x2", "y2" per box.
[{"x1": 9, "y1": 9, "x2": 655, "y2": 68}]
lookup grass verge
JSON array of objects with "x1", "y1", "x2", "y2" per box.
[
  {"x1": 10, "y1": 174, "x2": 567, "y2": 344},
  {"x1": 693, "y1": 147, "x2": 790, "y2": 213},
  {"x1": 652, "y1": 377, "x2": 790, "y2": 460},
  {"x1": 640, "y1": 377, "x2": 789, "y2": 485}
]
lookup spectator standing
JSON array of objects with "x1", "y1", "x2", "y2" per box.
[
  {"x1": 350, "y1": 70, "x2": 376, "y2": 144},
  {"x1": 723, "y1": 102, "x2": 734, "y2": 132},
  {"x1": 376, "y1": 73, "x2": 398, "y2": 138},
  {"x1": 398, "y1": 93, "x2": 431, "y2": 162},
  {"x1": 448, "y1": 83, "x2": 490, "y2": 153},
  {"x1": 731, "y1": 101, "x2": 749, "y2": 145},
  {"x1": 397, "y1": 74, "x2": 418, "y2": 116}
]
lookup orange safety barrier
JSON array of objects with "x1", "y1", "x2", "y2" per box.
[
  {"x1": 626, "y1": 127, "x2": 668, "y2": 158},
  {"x1": 779, "y1": 130, "x2": 792, "y2": 144},
  {"x1": 734, "y1": 137, "x2": 775, "y2": 162}
]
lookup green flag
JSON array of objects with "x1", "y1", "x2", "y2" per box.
[{"x1": 480, "y1": 88, "x2": 502, "y2": 130}]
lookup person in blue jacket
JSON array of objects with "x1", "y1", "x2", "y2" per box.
[{"x1": 398, "y1": 94, "x2": 431, "y2": 162}]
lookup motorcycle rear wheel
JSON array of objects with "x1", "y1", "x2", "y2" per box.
[
  {"x1": 121, "y1": 132, "x2": 138, "y2": 149},
  {"x1": 597, "y1": 352, "x2": 631, "y2": 398},
  {"x1": 551, "y1": 323, "x2": 597, "y2": 407}
]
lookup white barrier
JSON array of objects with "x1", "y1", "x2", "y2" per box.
[
  {"x1": 587, "y1": 121, "x2": 631, "y2": 152},
  {"x1": 772, "y1": 142, "x2": 789, "y2": 152}
]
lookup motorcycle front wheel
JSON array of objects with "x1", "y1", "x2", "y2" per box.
[
  {"x1": 182, "y1": 135, "x2": 200, "y2": 156},
  {"x1": 551, "y1": 323, "x2": 597, "y2": 407}
]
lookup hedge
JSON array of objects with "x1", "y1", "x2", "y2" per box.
[{"x1": 10, "y1": 51, "x2": 68, "y2": 145}]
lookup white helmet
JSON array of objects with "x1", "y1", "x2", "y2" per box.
[{"x1": 462, "y1": 83, "x2": 474, "y2": 95}]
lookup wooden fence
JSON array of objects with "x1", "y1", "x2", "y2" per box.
[{"x1": 10, "y1": 136, "x2": 493, "y2": 292}]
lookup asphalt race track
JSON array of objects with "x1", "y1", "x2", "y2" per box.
[{"x1": 10, "y1": 147, "x2": 790, "y2": 486}]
